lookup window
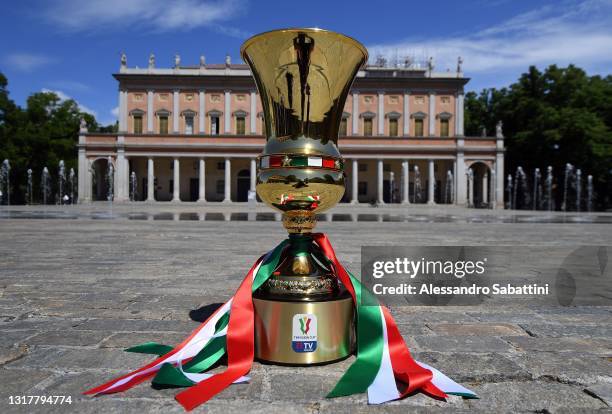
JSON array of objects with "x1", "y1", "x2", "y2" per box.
[
  {"x1": 363, "y1": 118, "x2": 373, "y2": 136},
  {"x1": 159, "y1": 116, "x2": 168, "y2": 134},
  {"x1": 358, "y1": 163, "x2": 368, "y2": 172},
  {"x1": 217, "y1": 161, "x2": 225, "y2": 170},
  {"x1": 389, "y1": 119, "x2": 398, "y2": 136},
  {"x1": 414, "y1": 119, "x2": 424, "y2": 137},
  {"x1": 185, "y1": 116, "x2": 194, "y2": 135},
  {"x1": 339, "y1": 118, "x2": 347, "y2": 136},
  {"x1": 133, "y1": 115, "x2": 143, "y2": 134},
  {"x1": 440, "y1": 119, "x2": 449, "y2": 137},
  {"x1": 236, "y1": 116, "x2": 246, "y2": 135},
  {"x1": 358, "y1": 182, "x2": 368, "y2": 196},
  {"x1": 216, "y1": 180, "x2": 224, "y2": 194},
  {"x1": 210, "y1": 116, "x2": 220, "y2": 135}
]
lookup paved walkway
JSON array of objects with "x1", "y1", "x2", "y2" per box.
[{"x1": 0, "y1": 204, "x2": 611, "y2": 413}]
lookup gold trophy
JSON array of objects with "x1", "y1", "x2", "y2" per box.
[{"x1": 241, "y1": 29, "x2": 368, "y2": 365}]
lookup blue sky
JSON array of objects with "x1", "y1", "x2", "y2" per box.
[{"x1": 1, "y1": 0, "x2": 611, "y2": 126}]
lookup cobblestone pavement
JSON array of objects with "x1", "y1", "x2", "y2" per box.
[{"x1": 0, "y1": 204, "x2": 611, "y2": 413}]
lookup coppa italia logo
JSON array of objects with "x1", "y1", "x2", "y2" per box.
[
  {"x1": 299, "y1": 316, "x2": 311, "y2": 334},
  {"x1": 292, "y1": 313, "x2": 317, "y2": 353}
]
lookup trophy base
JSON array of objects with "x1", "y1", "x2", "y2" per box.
[{"x1": 253, "y1": 293, "x2": 354, "y2": 365}]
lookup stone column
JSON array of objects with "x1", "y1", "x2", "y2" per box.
[
  {"x1": 467, "y1": 169, "x2": 474, "y2": 207},
  {"x1": 198, "y1": 158, "x2": 206, "y2": 202},
  {"x1": 401, "y1": 160, "x2": 410, "y2": 204},
  {"x1": 224, "y1": 90, "x2": 231, "y2": 134},
  {"x1": 115, "y1": 147, "x2": 128, "y2": 201},
  {"x1": 377, "y1": 91, "x2": 384, "y2": 135},
  {"x1": 455, "y1": 90, "x2": 464, "y2": 137},
  {"x1": 456, "y1": 138, "x2": 467, "y2": 205},
  {"x1": 427, "y1": 159, "x2": 435, "y2": 204},
  {"x1": 147, "y1": 90, "x2": 154, "y2": 132},
  {"x1": 198, "y1": 89, "x2": 206, "y2": 134},
  {"x1": 377, "y1": 159, "x2": 384, "y2": 205},
  {"x1": 118, "y1": 89, "x2": 127, "y2": 132},
  {"x1": 172, "y1": 158, "x2": 180, "y2": 202},
  {"x1": 352, "y1": 92, "x2": 359, "y2": 135},
  {"x1": 428, "y1": 91, "x2": 436, "y2": 136},
  {"x1": 351, "y1": 159, "x2": 359, "y2": 204},
  {"x1": 250, "y1": 158, "x2": 257, "y2": 193},
  {"x1": 250, "y1": 91, "x2": 257, "y2": 134},
  {"x1": 495, "y1": 138, "x2": 505, "y2": 209},
  {"x1": 403, "y1": 91, "x2": 410, "y2": 136},
  {"x1": 77, "y1": 149, "x2": 90, "y2": 203},
  {"x1": 482, "y1": 170, "x2": 489, "y2": 205},
  {"x1": 172, "y1": 90, "x2": 179, "y2": 133},
  {"x1": 223, "y1": 158, "x2": 231, "y2": 202},
  {"x1": 147, "y1": 157, "x2": 155, "y2": 201}
]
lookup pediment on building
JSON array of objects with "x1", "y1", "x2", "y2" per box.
[
  {"x1": 437, "y1": 111, "x2": 453, "y2": 120},
  {"x1": 411, "y1": 111, "x2": 427, "y2": 119},
  {"x1": 233, "y1": 110, "x2": 248, "y2": 117},
  {"x1": 207, "y1": 109, "x2": 223, "y2": 117},
  {"x1": 155, "y1": 108, "x2": 171, "y2": 116},
  {"x1": 360, "y1": 111, "x2": 376, "y2": 119},
  {"x1": 181, "y1": 109, "x2": 196, "y2": 117},
  {"x1": 342, "y1": 111, "x2": 351, "y2": 119},
  {"x1": 129, "y1": 108, "x2": 145, "y2": 116},
  {"x1": 385, "y1": 111, "x2": 401, "y2": 119}
]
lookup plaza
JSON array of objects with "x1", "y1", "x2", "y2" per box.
[{"x1": 0, "y1": 204, "x2": 611, "y2": 413}]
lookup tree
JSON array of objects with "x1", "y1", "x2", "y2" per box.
[
  {"x1": 0, "y1": 72, "x2": 111, "y2": 204},
  {"x1": 465, "y1": 65, "x2": 612, "y2": 210}
]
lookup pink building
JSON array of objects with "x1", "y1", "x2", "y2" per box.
[{"x1": 78, "y1": 54, "x2": 504, "y2": 207}]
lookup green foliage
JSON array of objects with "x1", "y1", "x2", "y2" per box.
[
  {"x1": 465, "y1": 65, "x2": 612, "y2": 209},
  {"x1": 0, "y1": 72, "x2": 113, "y2": 204}
]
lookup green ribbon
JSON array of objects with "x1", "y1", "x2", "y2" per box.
[
  {"x1": 146, "y1": 240, "x2": 288, "y2": 388},
  {"x1": 326, "y1": 272, "x2": 384, "y2": 397},
  {"x1": 124, "y1": 342, "x2": 174, "y2": 356}
]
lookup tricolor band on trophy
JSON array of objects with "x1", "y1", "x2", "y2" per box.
[{"x1": 85, "y1": 28, "x2": 476, "y2": 411}]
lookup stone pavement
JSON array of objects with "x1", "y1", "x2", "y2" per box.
[{"x1": 0, "y1": 204, "x2": 611, "y2": 413}]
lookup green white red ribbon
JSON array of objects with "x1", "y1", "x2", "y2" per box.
[{"x1": 84, "y1": 234, "x2": 475, "y2": 410}]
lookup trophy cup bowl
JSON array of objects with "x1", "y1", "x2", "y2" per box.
[{"x1": 241, "y1": 28, "x2": 368, "y2": 365}]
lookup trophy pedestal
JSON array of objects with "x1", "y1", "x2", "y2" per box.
[{"x1": 253, "y1": 293, "x2": 354, "y2": 365}]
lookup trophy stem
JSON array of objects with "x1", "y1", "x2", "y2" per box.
[{"x1": 282, "y1": 211, "x2": 317, "y2": 234}]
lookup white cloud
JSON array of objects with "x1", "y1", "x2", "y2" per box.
[
  {"x1": 111, "y1": 106, "x2": 119, "y2": 118},
  {"x1": 3, "y1": 53, "x2": 55, "y2": 72},
  {"x1": 41, "y1": 88, "x2": 98, "y2": 117},
  {"x1": 40, "y1": 0, "x2": 246, "y2": 33},
  {"x1": 367, "y1": 0, "x2": 612, "y2": 86}
]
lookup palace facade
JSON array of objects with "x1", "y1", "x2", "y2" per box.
[{"x1": 77, "y1": 54, "x2": 504, "y2": 207}]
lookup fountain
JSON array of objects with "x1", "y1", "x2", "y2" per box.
[
  {"x1": 575, "y1": 169, "x2": 582, "y2": 212},
  {"x1": 57, "y1": 160, "x2": 66, "y2": 205},
  {"x1": 130, "y1": 171, "x2": 137, "y2": 202},
  {"x1": 512, "y1": 166, "x2": 530, "y2": 210},
  {"x1": 545, "y1": 166, "x2": 553, "y2": 211},
  {"x1": 69, "y1": 168, "x2": 75, "y2": 204},
  {"x1": 506, "y1": 174, "x2": 513, "y2": 209},
  {"x1": 562, "y1": 163, "x2": 573, "y2": 212},
  {"x1": 587, "y1": 175, "x2": 593, "y2": 212},
  {"x1": 467, "y1": 168, "x2": 473, "y2": 207},
  {"x1": 532, "y1": 168, "x2": 541, "y2": 210},
  {"x1": 1, "y1": 159, "x2": 10, "y2": 205},
  {"x1": 41, "y1": 167, "x2": 51, "y2": 205},
  {"x1": 26, "y1": 169, "x2": 33, "y2": 205},
  {"x1": 444, "y1": 170, "x2": 453, "y2": 204},
  {"x1": 106, "y1": 156, "x2": 114, "y2": 202},
  {"x1": 413, "y1": 165, "x2": 422, "y2": 203}
]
